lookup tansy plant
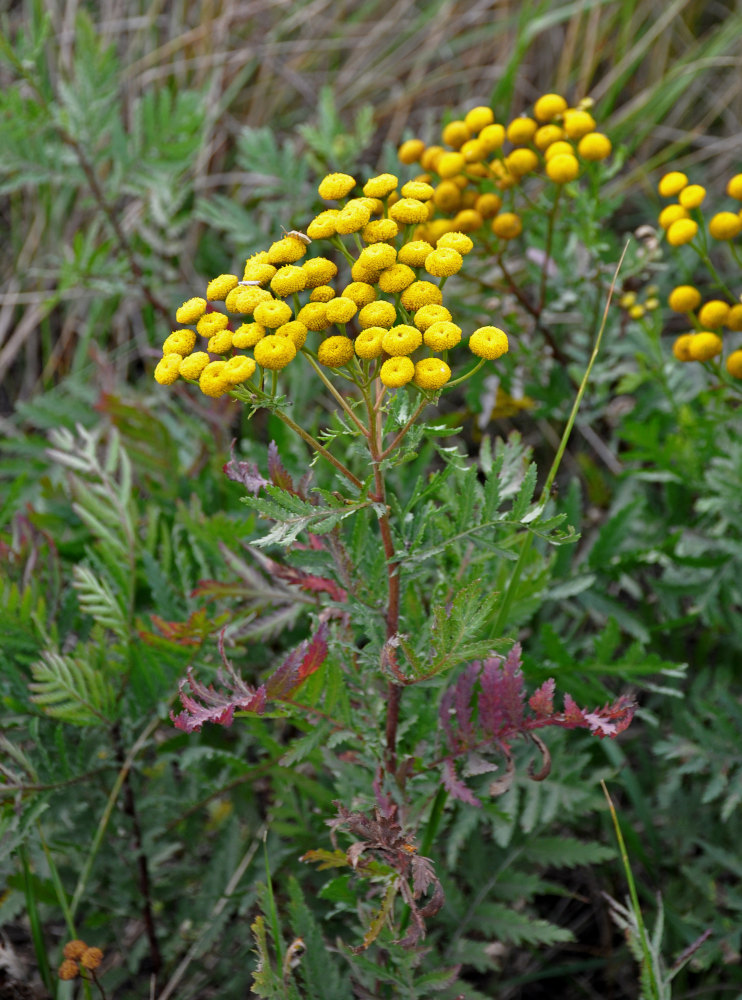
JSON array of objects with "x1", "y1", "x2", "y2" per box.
[{"x1": 157, "y1": 163, "x2": 635, "y2": 963}]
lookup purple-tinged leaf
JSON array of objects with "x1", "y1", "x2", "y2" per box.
[
  {"x1": 453, "y1": 661, "x2": 479, "y2": 747},
  {"x1": 529, "y1": 678, "x2": 555, "y2": 718},
  {"x1": 442, "y1": 757, "x2": 481, "y2": 807},
  {"x1": 478, "y1": 644, "x2": 524, "y2": 741},
  {"x1": 268, "y1": 441, "x2": 295, "y2": 493},
  {"x1": 171, "y1": 668, "x2": 267, "y2": 732},
  {"x1": 264, "y1": 622, "x2": 328, "y2": 698},
  {"x1": 223, "y1": 440, "x2": 268, "y2": 493}
]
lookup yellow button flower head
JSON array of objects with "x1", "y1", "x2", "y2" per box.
[
  {"x1": 578, "y1": 132, "x2": 612, "y2": 161},
  {"x1": 296, "y1": 302, "x2": 329, "y2": 331},
  {"x1": 254, "y1": 299, "x2": 293, "y2": 328},
  {"x1": 197, "y1": 311, "x2": 230, "y2": 337},
  {"x1": 363, "y1": 218, "x2": 399, "y2": 243},
  {"x1": 452, "y1": 208, "x2": 483, "y2": 232},
  {"x1": 414, "y1": 303, "x2": 453, "y2": 330},
  {"x1": 225, "y1": 285, "x2": 272, "y2": 314},
  {"x1": 325, "y1": 297, "x2": 358, "y2": 324},
  {"x1": 666, "y1": 218, "x2": 698, "y2": 246},
  {"x1": 254, "y1": 335, "x2": 297, "y2": 370},
  {"x1": 357, "y1": 243, "x2": 397, "y2": 271},
  {"x1": 506, "y1": 148, "x2": 539, "y2": 177},
  {"x1": 318, "y1": 335, "x2": 355, "y2": 367},
  {"x1": 363, "y1": 173, "x2": 398, "y2": 198},
  {"x1": 318, "y1": 172, "x2": 356, "y2": 200},
  {"x1": 207, "y1": 274, "x2": 239, "y2": 300},
  {"x1": 335, "y1": 200, "x2": 372, "y2": 234},
  {"x1": 63, "y1": 941, "x2": 88, "y2": 961},
  {"x1": 276, "y1": 320, "x2": 308, "y2": 348},
  {"x1": 474, "y1": 192, "x2": 502, "y2": 218},
  {"x1": 271, "y1": 265, "x2": 307, "y2": 297},
  {"x1": 727, "y1": 305, "x2": 742, "y2": 331},
  {"x1": 154, "y1": 354, "x2": 182, "y2": 385},
  {"x1": 340, "y1": 281, "x2": 375, "y2": 307},
  {"x1": 698, "y1": 300, "x2": 730, "y2": 328},
  {"x1": 199, "y1": 360, "x2": 230, "y2": 397},
  {"x1": 433, "y1": 180, "x2": 462, "y2": 213},
  {"x1": 678, "y1": 184, "x2": 706, "y2": 209},
  {"x1": 688, "y1": 332, "x2": 722, "y2": 361},
  {"x1": 58, "y1": 960, "x2": 79, "y2": 981},
  {"x1": 726, "y1": 350, "x2": 742, "y2": 378},
  {"x1": 424, "y1": 320, "x2": 462, "y2": 350},
  {"x1": 535, "y1": 124, "x2": 564, "y2": 150},
  {"x1": 358, "y1": 300, "x2": 397, "y2": 329},
  {"x1": 389, "y1": 198, "x2": 429, "y2": 225},
  {"x1": 351, "y1": 259, "x2": 380, "y2": 283},
  {"x1": 420, "y1": 145, "x2": 444, "y2": 171},
  {"x1": 232, "y1": 323, "x2": 266, "y2": 348},
  {"x1": 469, "y1": 326, "x2": 509, "y2": 359},
  {"x1": 355, "y1": 327, "x2": 387, "y2": 359},
  {"x1": 176, "y1": 297, "x2": 207, "y2": 324},
  {"x1": 425, "y1": 247, "x2": 463, "y2": 277},
  {"x1": 436, "y1": 151, "x2": 467, "y2": 179},
  {"x1": 544, "y1": 140, "x2": 574, "y2": 162},
  {"x1": 534, "y1": 93, "x2": 568, "y2": 122},
  {"x1": 492, "y1": 212, "x2": 523, "y2": 240},
  {"x1": 464, "y1": 105, "x2": 494, "y2": 131},
  {"x1": 267, "y1": 236, "x2": 308, "y2": 265},
  {"x1": 478, "y1": 123, "x2": 506, "y2": 151},
  {"x1": 437, "y1": 231, "x2": 474, "y2": 255},
  {"x1": 398, "y1": 138, "x2": 425, "y2": 164},
  {"x1": 546, "y1": 153, "x2": 580, "y2": 183},
  {"x1": 380, "y1": 356, "x2": 415, "y2": 387},
  {"x1": 441, "y1": 120, "x2": 470, "y2": 149},
  {"x1": 310, "y1": 285, "x2": 336, "y2": 303},
  {"x1": 414, "y1": 357, "x2": 451, "y2": 390},
  {"x1": 727, "y1": 174, "x2": 742, "y2": 200},
  {"x1": 302, "y1": 257, "x2": 338, "y2": 287},
  {"x1": 658, "y1": 204, "x2": 689, "y2": 230},
  {"x1": 672, "y1": 334, "x2": 694, "y2": 361},
  {"x1": 708, "y1": 212, "x2": 742, "y2": 240},
  {"x1": 208, "y1": 329, "x2": 233, "y2": 354},
  {"x1": 163, "y1": 329, "x2": 196, "y2": 356},
  {"x1": 79, "y1": 948, "x2": 103, "y2": 971},
  {"x1": 629, "y1": 304, "x2": 645, "y2": 320},
  {"x1": 506, "y1": 116, "x2": 538, "y2": 145},
  {"x1": 382, "y1": 325, "x2": 422, "y2": 356},
  {"x1": 401, "y1": 180, "x2": 435, "y2": 200},
  {"x1": 400, "y1": 280, "x2": 443, "y2": 311},
  {"x1": 307, "y1": 210, "x2": 339, "y2": 239},
  {"x1": 243, "y1": 253, "x2": 277, "y2": 283},
  {"x1": 179, "y1": 351, "x2": 211, "y2": 379},
  {"x1": 460, "y1": 138, "x2": 486, "y2": 163},
  {"x1": 657, "y1": 171, "x2": 688, "y2": 197},
  {"x1": 378, "y1": 263, "x2": 416, "y2": 293},
  {"x1": 562, "y1": 109, "x2": 596, "y2": 139},
  {"x1": 397, "y1": 240, "x2": 434, "y2": 267},
  {"x1": 223, "y1": 355, "x2": 257, "y2": 385},
  {"x1": 668, "y1": 285, "x2": 701, "y2": 312}
]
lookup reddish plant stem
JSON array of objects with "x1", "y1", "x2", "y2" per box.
[{"x1": 366, "y1": 382, "x2": 402, "y2": 775}]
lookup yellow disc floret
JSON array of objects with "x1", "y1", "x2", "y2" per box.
[
  {"x1": 275, "y1": 320, "x2": 308, "y2": 349},
  {"x1": 678, "y1": 184, "x2": 706, "y2": 209},
  {"x1": 492, "y1": 212, "x2": 523, "y2": 239},
  {"x1": 546, "y1": 154, "x2": 580, "y2": 183},
  {"x1": 577, "y1": 132, "x2": 612, "y2": 161},
  {"x1": 398, "y1": 240, "x2": 435, "y2": 267},
  {"x1": 534, "y1": 93, "x2": 568, "y2": 122},
  {"x1": 464, "y1": 106, "x2": 494, "y2": 132},
  {"x1": 668, "y1": 285, "x2": 701, "y2": 313},
  {"x1": 222, "y1": 355, "x2": 257, "y2": 385},
  {"x1": 253, "y1": 299, "x2": 293, "y2": 328},
  {"x1": 414, "y1": 357, "x2": 451, "y2": 390},
  {"x1": 318, "y1": 173, "x2": 356, "y2": 200},
  {"x1": 424, "y1": 320, "x2": 462, "y2": 350},
  {"x1": 267, "y1": 236, "x2": 308, "y2": 264},
  {"x1": 325, "y1": 297, "x2": 358, "y2": 324},
  {"x1": 658, "y1": 171, "x2": 688, "y2": 197},
  {"x1": 672, "y1": 334, "x2": 694, "y2": 361},
  {"x1": 401, "y1": 181, "x2": 435, "y2": 201},
  {"x1": 382, "y1": 325, "x2": 423, "y2": 356},
  {"x1": 196, "y1": 312, "x2": 230, "y2": 337},
  {"x1": 437, "y1": 231, "x2": 474, "y2": 255},
  {"x1": 270, "y1": 265, "x2": 307, "y2": 297},
  {"x1": 163, "y1": 329, "x2": 196, "y2": 356},
  {"x1": 698, "y1": 300, "x2": 730, "y2": 328},
  {"x1": 478, "y1": 123, "x2": 506, "y2": 151},
  {"x1": 307, "y1": 211, "x2": 339, "y2": 239},
  {"x1": 506, "y1": 116, "x2": 538, "y2": 145},
  {"x1": 354, "y1": 327, "x2": 386, "y2": 359},
  {"x1": 318, "y1": 335, "x2": 355, "y2": 367},
  {"x1": 363, "y1": 218, "x2": 399, "y2": 243},
  {"x1": 207, "y1": 329, "x2": 233, "y2": 354},
  {"x1": 389, "y1": 198, "x2": 429, "y2": 225},
  {"x1": 424, "y1": 247, "x2": 463, "y2": 277},
  {"x1": 380, "y1": 356, "x2": 415, "y2": 387},
  {"x1": 400, "y1": 281, "x2": 443, "y2": 311},
  {"x1": 154, "y1": 354, "x2": 182, "y2": 385},
  {"x1": 207, "y1": 274, "x2": 239, "y2": 300},
  {"x1": 358, "y1": 300, "x2": 397, "y2": 329},
  {"x1": 363, "y1": 173, "x2": 398, "y2": 198},
  {"x1": 708, "y1": 212, "x2": 742, "y2": 240},
  {"x1": 727, "y1": 174, "x2": 742, "y2": 200},
  {"x1": 176, "y1": 297, "x2": 207, "y2": 324},
  {"x1": 341, "y1": 282, "x2": 376, "y2": 307},
  {"x1": 666, "y1": 218, "x2": 698, "y2": 246},
  {"x1": 469, "y1": 326, "x2": 509, "y2": 359},
  {"x1": 232, "y1": 323, "x2": 266, "y2": 348},
  {"x1": 179, "y1": 351, "x2": 211, "y2": 379},
  {"x1": 302, "y1": 257, "x2": 338, "y2": 287},
  {"x1": 413, "y1": 304, "x2": 453, "y2": 331},
  {"x1": 199, "y1": 361, "x2": 230, "y2": 397},
  {"x1": 398, "y1": 138, "x2": 425, "y2": 164},
  {"x1": 562, "y1": 109, "x2": 596, "y2": 139},
  {"x1": 726, "y1": 349, "x2": 742, "y2": 378},
  {"x1": 296, "y1": 302, "x2": 329, "y2": 331},
  {"x1": 378, "y1": 263, "x2": 416, "y2": 293},
  {"x1": 687, "y1": 332, "x2": 723, "y2": 361},
  {"x1": 254, "y1": 335, "x2": 297, "y2": 370}
]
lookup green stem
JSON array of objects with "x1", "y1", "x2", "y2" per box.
[
  {"x1": 301, "y1": 351, "x2": 369, "y2": 435},
  {"x1": 539, "y1": 185, "x2": 562, "y2": 312},
  {"x1": 378, "y1": 397, "x2": 431, "y2": 460},
  {"x1": 272, "y1": 408, "x2": 363, "y2": 489}
]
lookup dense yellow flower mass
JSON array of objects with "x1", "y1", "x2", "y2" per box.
[{"x1": 156, "y1": 169, "x2": 511, "y2": 401}]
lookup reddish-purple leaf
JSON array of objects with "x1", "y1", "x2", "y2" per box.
[
  {"x1": 223, "y1": 440, "x2": 267, "y2": 493},
  {"x1": 529, "y1": 678, "x2": 555, "y2": 718},
  {"x1": 267, "y1": 441, "x2": 295, "y2": 494},
  {"x1": 171, "y1": 668, "x2": 267, "y2": 732},
  {"x1": 264, "y1": 623, "x2": 328, "y2": 698},
  {"x1": 442, "y1": 757, "x2": 481, "y2": 807}
]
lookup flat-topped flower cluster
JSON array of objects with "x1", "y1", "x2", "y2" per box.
[{"x1": 155, "y1": 171, "x2": 509, "y2": 400}]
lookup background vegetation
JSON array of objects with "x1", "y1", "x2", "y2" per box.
[{"x1": 1, "y1": 1, "x2": 741, "y2": 998}]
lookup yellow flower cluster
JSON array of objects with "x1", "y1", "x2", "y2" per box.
[
  {"x1": 657, "y1": 172, "x2": 742, "y2": 378},
  {"x1": 657, "y1": 170, "x2": 742, "y2": 247},
  {"x1": 396, "y1": 94, "x2": 612, "y2": 244},
  {"x1": 619, "y1": 287, "x2": 660, "y2": 321},
  {"x1": 156, "y1": 172, "x2": 510, "y2": 398}
]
